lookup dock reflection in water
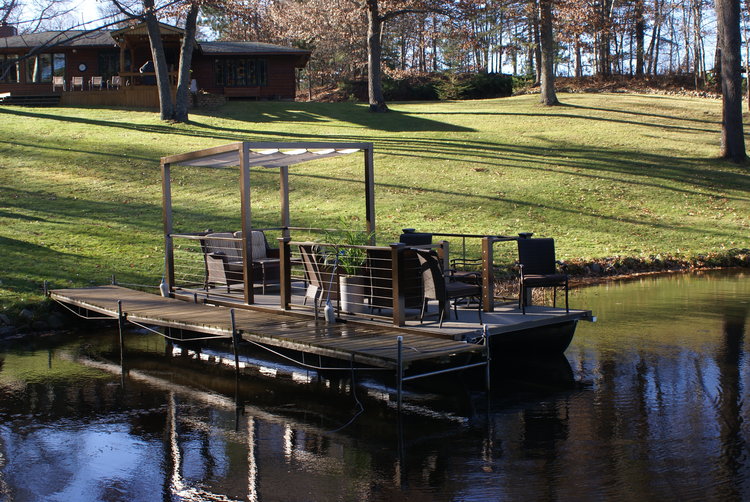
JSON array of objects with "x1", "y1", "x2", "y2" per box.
[{"x1": 0, "y1": 270, "x2": 749, "y2": 501}]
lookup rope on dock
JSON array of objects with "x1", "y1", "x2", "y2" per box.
[
  {"x1": 241, "y1": 337, "x2": 392, "y2": 372},
  {"x1": 125, "y1": 317, "x2": 232, "y2": 342},
  {"x1": 52, "y1": 298, "x2": 117, "y2": 320}
]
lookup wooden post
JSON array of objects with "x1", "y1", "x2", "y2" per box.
[
  {"x1": 390, "y1": 243, "x2": 405, "y2": 326},
  {"x1": 239, "y1": 143, "x2": 255, "y2": 305},
  {"x1": 437, "y1": 240, "x2": 450, "y2": 276},
  {"x1": 481, "y1": 237, "x2": 495, "y2": 313},
  {"x1": 280, "y1": 165, "x2": 290, "y2": 238},
  {"x1": 364, "y1": 148, "x2": 376, "y2": 244},
  {"x1": 279, "y1": 237, "x2": 292, "y2": 310},
  {"x1": 161, "y1": 161, "x2": 175, "y2": 297}
]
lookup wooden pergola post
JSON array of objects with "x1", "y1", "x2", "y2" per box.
[
  {"x1": 280, "y1": 165, "x2": 290, "y2": 237},
  {"x1": 364, "y1": 147, "x2": 376, "y2": 244},
  {"x1": 239, "y1": 143, "x2": 255, "y2": 305},
  {"x1": 160, "y1": 161, "x2": 174, "y2": 296}
]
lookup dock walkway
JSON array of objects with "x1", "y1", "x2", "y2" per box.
[{"x1": 50, "y1": 286, "x2": 483, "y2": 370}]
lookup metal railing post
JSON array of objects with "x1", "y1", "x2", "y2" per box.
[
  {"x1": 230, "y1": 309, "x2": 240, "y2": 376},
  {"x1": 481, "y1": 237, "x2": 495, "y2": 313},
  {"x1": 279, "y1": 237, "x2": 292, "y2": 310},
  {"x1": 390, "y1": 243, "x2": 406, "y2": 326}
]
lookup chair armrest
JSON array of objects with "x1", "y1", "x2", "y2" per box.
[
  {"x1": 267, "y1": 248, "x2": 280, "y2": 259},
  {"x1": 207, "y1": 252, "x2": 228, "y2": 262}
]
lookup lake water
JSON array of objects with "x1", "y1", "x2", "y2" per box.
[{"x1": 1, "y1": 270, "x2": 749, "y2": 501}]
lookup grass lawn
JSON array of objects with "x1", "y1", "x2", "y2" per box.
[{"x1": 1, "y1": 93, "x2": 748, "y2": 313}]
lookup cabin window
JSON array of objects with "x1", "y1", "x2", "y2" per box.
[
  {"x1": 0, "y1": 54, "x2": 20, "y2": 83},
  {"x1": 98, "y1": 51, "x2": 121, "y2": 82},
  {"x1": 30, "y1": 53, "x2": 66, "y2": 83},
  {"x1": 214, "y1": 58, "x2": 267, "y2": 87}
]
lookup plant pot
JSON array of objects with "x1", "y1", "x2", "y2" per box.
[{"x1": 339, "y1": 275, "x2": 368, "y2": 314}]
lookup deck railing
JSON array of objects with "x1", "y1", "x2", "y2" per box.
[{"x1": 166, "y1": 227, "x2": 531, "y2": 324}]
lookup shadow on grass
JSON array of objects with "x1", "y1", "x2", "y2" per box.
[
  {"x1": 0, "y1": 235, "x2": 83, "y2": 295},
  {"x1": 0, "y1": 101, "x2": 473, "y2": 140},
  {"x1": 285, "y1": 169, "x2": 743, "y2": 241},
  {"x1": 2, "y1": 103, "x2": 748, "y2": 206}
]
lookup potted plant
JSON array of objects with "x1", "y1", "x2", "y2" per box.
[{"x1": 322, "y1": 224, "x2": 373, "y2": 314}]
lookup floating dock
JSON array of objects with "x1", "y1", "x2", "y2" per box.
[{"x1": 50, "y1": 285, "x2": 486, "y2": 370}]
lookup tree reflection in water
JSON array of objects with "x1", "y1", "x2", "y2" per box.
[{"x1": 0, "y1": 270, "x2": 748, "y2": 501}]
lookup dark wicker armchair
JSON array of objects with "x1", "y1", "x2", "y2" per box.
[
  {"x1": 415, "y1": 249, "x2": 482, "y2": 327},
  {"x1": 517, "y1": 238, "x2": 569, "y2": 314}
]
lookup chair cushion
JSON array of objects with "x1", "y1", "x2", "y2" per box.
[
  {"x1": 522, "y1": 273, "x2": 567, "y2": 287},
  {"x1": 445, "y1": 281, "x2": 481, "y2": 297},
  {"x1": 205, "y1": 233, "x2": 242, "y2": 260},
  {"x1": 234, "y1": 231, "x2": 268, "y2": 260}
]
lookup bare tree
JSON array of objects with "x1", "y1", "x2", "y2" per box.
[
  {"x1": 716, "y1": 0, "x2": 746, "y2": 162},
  {"x1": 538, "y1": 0, "x2": 557, "y2": 105}
]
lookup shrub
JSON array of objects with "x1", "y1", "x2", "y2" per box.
[{"x1": 436, "y1": 73, "x2": 512, "y2": 100}]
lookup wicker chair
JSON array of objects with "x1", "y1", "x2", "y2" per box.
[
  {"x1": 415, "y1": 249, "x2": 482, "y2": 327},
  {"x1": 200, "y1": 231, "x2": 279, "y2": 293},
  {"x1": 517, "y1": 238, "x2": 568, "y2": 314}
]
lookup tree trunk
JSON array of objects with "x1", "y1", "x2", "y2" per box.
[
  {"x1": 143, "y1": 0, "x2": 173, "y2": 121},
  {"x1": 532, "y1": 5, "x2": 542, "y2": 84},
  {"x1": 173, "y1": 3, "x2": 199, "y2": 123},
  {"x1": 635, "y1": 0, "x2": 645, "y2": 75},
  {"x1": 716, "y1": 0, "x2": 746, "y2": 162},
  {"x1": 366, "y1": 0, "x2": 388, "y2": 112},
  {"x1": 538, "y1": 0, "x2": 558, "y2": 105}
]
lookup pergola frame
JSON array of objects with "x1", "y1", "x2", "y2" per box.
[{"x1": 160, "y1": 141, "x2": 375, "y2": 305}]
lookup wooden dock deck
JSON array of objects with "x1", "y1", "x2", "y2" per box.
[{"x1": 50, "y1": 286, "x2": 484, "y2": 370}]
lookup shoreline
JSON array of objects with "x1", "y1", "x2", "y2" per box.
[{"x1": 2, "y1": 262, "x2": 748, "y2": 341}]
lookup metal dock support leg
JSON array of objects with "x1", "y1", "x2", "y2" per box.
[
  {"x1": 117, "y1": 300, "x2": 125, "y2": 368},
  {"x1": 230, "y1": 309, "x2": 240, "y2": 376},
  {"x1": 484, "y1": 324, "x2": 491, "y2": 392},
  {"x1": 397, "y1": 336, "x2": 403, "y2": 412}
]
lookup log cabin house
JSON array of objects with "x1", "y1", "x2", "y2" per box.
[{"x1": 0, "y1": 21, "x2": 310, "y2": 106}]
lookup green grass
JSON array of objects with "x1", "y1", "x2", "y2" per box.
[{"x1": 1, "y1": 93, "x2": 749, "y2": 313}]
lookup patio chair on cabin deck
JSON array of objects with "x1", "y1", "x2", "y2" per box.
[
  {"x1": 90, "y1": 76, "x2": 104, "y2": 90},
  {"x1": 415, "y1": 249, "x2": 482, "y2": 327},
  {"x1": 52, "y1": 76, "x2": 65, "y2": 92},
  {"x1": 70, "y1": 76, "x2": 84, "y2": 91},
  {"x1": 517, "y1": 238, "x2": 569, "y2": 314},
  {"x1": 108, "y1": 76, "x2": 122, "y2": 89}
]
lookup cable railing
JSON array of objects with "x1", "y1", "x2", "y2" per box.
[{"x1": 165, "y1": 227, "x2": 531, "y2": 324}]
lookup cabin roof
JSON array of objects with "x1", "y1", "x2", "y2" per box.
[
  {"x1": 199, "y1": 41, "x2": 310, "y2": 56},
  {"x1": 0, "y1": 28, "x2": 309, "y2": 57},
  {"x1": 0, "y1": 30, "x2": 117, "y2": 49}
]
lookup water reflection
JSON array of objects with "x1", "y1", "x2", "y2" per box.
[{"x1": 0, "y1": 270, "x2": 748, "y2": 501}]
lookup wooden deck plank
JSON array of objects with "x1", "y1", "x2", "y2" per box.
[{"x1": 50, "y1": 286, "x2": 483, "y2": 369}]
